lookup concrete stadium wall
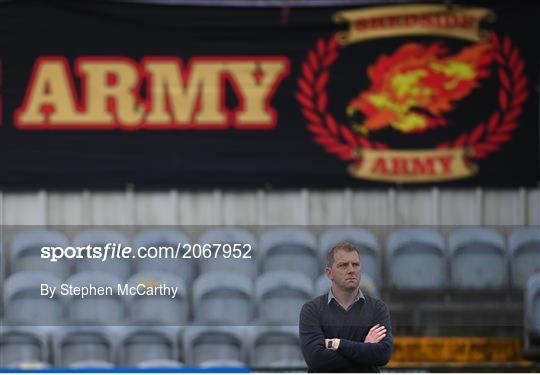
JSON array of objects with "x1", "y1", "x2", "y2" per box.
[{"x1": 0, "y1": 188, "x2": 538, "y2": 226}]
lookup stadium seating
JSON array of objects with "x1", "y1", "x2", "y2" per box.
[
  {"x1": 260, "y1": 228, "x2": 319, "y2": 280},
  {"x1": 136, "y1": 359, "x2": 185, "y2": 368},
  {"x1": 387, "y1": 228, "x2": 447, "y2": 291},
  {"x1": 1, "y1": 225, "x2": 538, "y2": 369},
  {"x1": 0, "y1": 249, "x2": 3, "y2": 319},
  {"x1": 198, "y1": 228, "x2": 258, "y2": 279},
  {"x1": 251, "y1": 326, "x2": 305, "y2": 369},
  {"x1": 10, "y1": 229, "x2": 71, "y2": 279},
  {"x1": 4, "y1": 271, "x2": 63, "y2": 324},
  {"x1": 133, "y1": 228, "x2": 194, "y2": 283},
  {"x1": 53, "y1": 327, "x2": 115, "y2": 368},
  {"x1": 320, "y1": 228, "x2": 381, "y2": 285},
  {"x1": 65, "y1": 272, "x2": 124, "y2": 324},
  {"x1": 0, "y1": 326, "x2": 49, "y2": 368},
  {"x1": 193, "y1": 272, "x2": 253, "y2": 324},
  {"x1": 449, "y1": 227, "x2": 507, "y2": 290},
  {"x1": 66, "y1": 360, "x2": 114, "y2": 369},
  {"x1": 256, "y1": 271, "x2": 313, "y2": 324},
  {"x1": 509, "y1": 228, "x2": 540, "y2": 289},
  {"x1": 126, "y1": 271, "x2": 187, "y2": 324},
  {"x1": 525, "y1": 274, "x2": 540, "y2": 341},
  {"x1": 183, "y1": 326, "x2": 248, "y2": 367},
  {"x1": 198, "y1": 359, "x2": 248, "y2": 368},
  {"x1": 72, "y1": 229, "x2": 131, "y2": 279},
  {"x1": 121, "y1": 327, "x2": 181, "y2": 367}
]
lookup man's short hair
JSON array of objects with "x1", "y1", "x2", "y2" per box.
[{"x1": 326, "y1": 241, "x2": 360, "y2": 267}]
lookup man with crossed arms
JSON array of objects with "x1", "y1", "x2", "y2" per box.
[{"x1": 299, "y1": 242, "x2": 393, "y2": 372}]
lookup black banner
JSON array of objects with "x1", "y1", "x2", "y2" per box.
[{"x1": 0, "y1": 0, "x2": 538, "y2": 188}]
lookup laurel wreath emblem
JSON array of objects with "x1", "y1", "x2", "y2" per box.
[{"x1": 296, "y1": 32, "x2": 529, "y2": 161}]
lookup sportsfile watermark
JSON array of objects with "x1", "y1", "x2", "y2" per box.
[{"x1": 41, "y1": 242, "x2": 253, "y2": 262}]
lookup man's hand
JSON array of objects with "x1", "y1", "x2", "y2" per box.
[
  {"x1": 364, "y1": 324, "x2": 386, "y2": 343},
  {"x1": 324, "y1": 338, "x2": 341, "y2": 350}
]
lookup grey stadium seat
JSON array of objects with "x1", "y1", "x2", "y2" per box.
[
  {"x1": 193, "y1": 272, "x2": 254, "y2": 324},
  {"x1": 183, "y1": 326, "x2": 248, "y2": 367},
  {"x1": 10, "y1": 229, "x2": 71, "y2": 279},
  {"x1": 121, "y1": 327, "x2": 181, "y2": 368},
  {"x1": 199, "y1": 359, "x2": 247, "y2": 368},
  {"x1": 0, "y1": 245, "x2": 4, "y2": 315},
  {"x1": 133, "y1": 229, "x2": 194, "y2": 284},
  {"x1": 73, "y1": 228, "x2": 131, "y2": 279},
  {"x1": 65, "y1": 272, "x2": 124, "y2": 324},
  {"x1": 260, "y1": 228, "x2": 319, "y2": 280},
  {"x1": 525, "y1": 274, "x2": 540, "y2": 340},
  {"x1": 126, "y1": 271, "x2": 187, "y2": 325},
  {"x1": 53, "y1": 327, "x2": 116, "y2": 368},
  {"x1": 315, "y1": 273, "x2": 379, "y2": 298},
  {"x1": 449, "y1": 227, "x2": 507, "y2": 290},
  {"x1": 256, "y1": 271, "x2": 314, "y2": 324},
  {"x1": 67, "y1": 360, "x2": 114, "y2": 369},
  {"x1": 509, "y1": 228, "x2": 540, "y2": 289},
  {"x1": 4, "y1": 272, "x2": 63, "y2": 324},
  {"x1": 198, "y1": 228, "x2": 257, "y2": 279},
  {"x1": 320, "y1": 228, "x2": 381, "y2": 285},
  {"x1": 0, "y1": 326, "x2": 49, "y2": 369},
  {"x1": 387, "y1": 228, "x2": 446, "y2": 291},
  {"x1": 252, "y1": 325, "x2": 306, "y2": 369},
  {"x1": 136, "y1": 359, "x2": 185, "y2": 368}
]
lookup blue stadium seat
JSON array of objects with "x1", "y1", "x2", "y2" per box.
[
  {"x1": 260, "y1": 228, "x2": 319, "y2": 279},
  {"x1": 53, "y1": 327, "x2": 116, "y2": 368},
  {"x1": 73, "y1": 229, "x2": 131, "y2": 279},
  {"x1": 315, "y1": 273, "x2": 379, "y2": 298},
  {"x1": 387, "y1": 228, "x2": 446, "y2": 291},
  {"x1": 509, "y1": 227, "x2": 540, "y2": 289},
  {"x1": 320, "y1": 228, "x2": 381, "y2": 285},
  {"x1": 121, "y1": 327, "x2": 180, "y2": 368},
  {"x1": 65, "y1": 272, "x2": 124, "y2": 324},
  {"x1": 252, "y1": 326, "x2": 306, "y2": 369},
  {"x1": 449, "y1": 227, "x2": 507, "y2": 290},
  {"x1": 193, "y1": 272, "x2": 254, "y2": 324},
  {"x1": 4, "y1": 272, "x2": 63, "y2": 324},
  {"x1": 256, "y1": 271, "x2": 313, "y2": 324},
  {"x1": 198, "y1": 228, "x2": 258, "y2": 279},
  {"x1": 133, "y1": 229, "x2": 194, "y2": 284},
  {"x1": 126, "y1": 271, "x2": 187, "y2": 325},
  {"x1": 10, "y1": 229, "x2": 71, "y2": 279},
  {"x1": 0, "y1": 326, "x2": 49, "y2": 369},
  {"x1": 183, "y1": 326, "x2": 248, "y2": 367}
]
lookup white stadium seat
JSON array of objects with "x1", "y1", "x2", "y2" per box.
[
  {"x1": 133, "y1": 228, "x2": 194, "y2": 284},
  {"x1": 73, "y1": 229, "x2": 131, "y2": 279},
  {"x1": 449, "y1": 227, "x2": 507, "y2": 290},
  {"x1": 126, "y1": 271, "x2": 187, "y2": 325},
  {"x1": 260, "y1": 228, "x2": 319, "y2": 280},
  {"x1": 509, "y1": 227, "x2": 540, "y2": 289},
  {"x1": 193, "y1": 272, "x2": 253, "y2": 324},
  {"x1": 4, "y1": 272, "x2": 63, "y2": 324},
  {"x1": 388, "y1": 228, "x2": 447, "y2": 291},
  {"x1": 10, "y1": 229, "x2": 71, "y2": 279},
  {"x1": 256, "y1": 271, "x2": 313, "y2": 324}
]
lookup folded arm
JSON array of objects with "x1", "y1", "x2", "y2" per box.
[
  {"x1": 299, "y1": 302, "x2": 356, "y2": 372},
  {"x1": 336, "y1": 300, "x2": 393, "y2": 366}
]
